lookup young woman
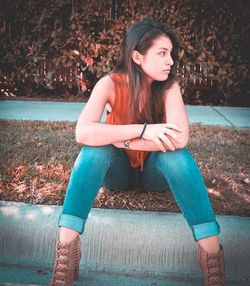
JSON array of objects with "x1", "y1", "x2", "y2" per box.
[{"x1": 49, "y1": 19, "x2": 226, "y2": 286}]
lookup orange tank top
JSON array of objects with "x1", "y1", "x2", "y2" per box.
[{"x1": 106, "y1": 73, "x2": 149, "y2": 170}]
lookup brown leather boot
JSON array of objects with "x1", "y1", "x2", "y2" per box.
[
  {"x1": 49, "y1": 236, "x2": 82, "y2": 286},
  {"x1": 198, "y1": 244, "x2": 226, "y2": 286}
]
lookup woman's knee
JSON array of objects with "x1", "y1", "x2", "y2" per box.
[
  {"x1": 67, "y1": 145, "x2": 121, "y2": 191},
  {"x1": 74, "y1": 145, "x2": 119, "y2": 169},
  {"x1": 153, "y1": 148, "x2": 195, "y2": 172}
]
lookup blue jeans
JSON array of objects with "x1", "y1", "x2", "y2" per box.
[{"x1": 59, "y1": 145, "x2": 220, "y2": 241}]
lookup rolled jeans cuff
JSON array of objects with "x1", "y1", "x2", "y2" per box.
[
  {"x1": 58, "y1": 214, "x2": 86, "y2": 234},
  {"x1": 191, "y1": 221, "x2": 220, "y2": 241}
]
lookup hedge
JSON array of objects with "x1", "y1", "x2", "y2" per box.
[{"x1": 1, "y1": 0, "x2": 249, "y2": 106}]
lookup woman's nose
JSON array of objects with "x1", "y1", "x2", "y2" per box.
[{"x1": 168, "y1": 55, "x2": 174, "y2": 66}]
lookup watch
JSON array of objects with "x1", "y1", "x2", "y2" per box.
[{"x1": 124, "y1": 139, "x2": 131, "y2": 149}]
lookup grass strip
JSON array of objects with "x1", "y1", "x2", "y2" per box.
[{"x1": 0, "y1": 120, "x2": 249, "y2": 216}]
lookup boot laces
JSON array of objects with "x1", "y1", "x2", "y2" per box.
[
  {"x1": 53, "y1": 244, "x2": 70, "y2": 283},
  {"x1": 207, "y1": 255, "x2": 223, "y2": 285}
]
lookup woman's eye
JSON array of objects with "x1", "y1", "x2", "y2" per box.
[{"x1": 159, "y1": 51, "x2": 166, "y2": 56}]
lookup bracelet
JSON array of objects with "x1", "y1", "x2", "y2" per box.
[
  {"x1": 139, "y1": 123, "x2": 147, "y2": 139},
  {"x1": 124, "y1": 139, "x2": 131, "y2": 149}
]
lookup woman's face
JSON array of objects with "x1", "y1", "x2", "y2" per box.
[{"x1": 138, "y1": 35, "x2": 174, "y2": 84}]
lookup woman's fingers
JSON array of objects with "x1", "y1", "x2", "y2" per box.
[
  {"x1": 158, "y1": 133, "x2": 175, "y2": 151},
  {"x1": 153, "y1": 136, "x2": 167, "y2": 152},
  {"x1": 164, "y1": 128, "x2": 181, "y2": 142},
  {"x1": 143, "y1": 124, "x2": 183, "y2": 150},
  {"x1": 165, "y1": 123, "x2": 183, "y2": 132}
]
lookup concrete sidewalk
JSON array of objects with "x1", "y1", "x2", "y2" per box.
[
  {"x1": 0, "y1": 100, "x2": 250, "y2": 127},
  {"x1": 0, "y1": 201, "x2": 250, "y2": 285}
]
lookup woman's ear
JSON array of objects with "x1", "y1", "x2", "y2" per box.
[{"x1": 132, "y1": 50, "x2": 142, "y2": 65}]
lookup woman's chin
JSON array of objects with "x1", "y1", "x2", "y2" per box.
[
  {"x1": 146, "y1": 73, "x2": 169, "y2": 83},
  {"x1": 156, "y1": 74, "x2": 169, "y2": 81}
]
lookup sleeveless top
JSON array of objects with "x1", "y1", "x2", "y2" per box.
[{"x1": 106, "y1": 73, "x2": 149, "y2": 170}]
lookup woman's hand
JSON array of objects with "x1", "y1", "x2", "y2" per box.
[{"x1": 142, "y1": 123, "x2": 183, "y2": 152}]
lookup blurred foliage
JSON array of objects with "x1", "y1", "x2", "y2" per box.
[{"x1": 0, "y1": 0, "x2": 249, "y2": 105}]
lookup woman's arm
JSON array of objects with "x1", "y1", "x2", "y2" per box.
[
  {"x1": 76, "y1": 76, "x2": 185, "y2": 150},
  {"x1": 113, "y1": 130, "x2": 181, "y2": 152},
  {"x1": 112, "y1": 138, "x2": 166, "y2": 151},
  {"x1": 164, "y1": 81, "x2": 189, "y2": 148},
  {"x1": 75, "y1": 75, "x2": 144, "y2": 146},
  {"x1": 112, "y1": 81, "x2": 189, "y2": 152}
]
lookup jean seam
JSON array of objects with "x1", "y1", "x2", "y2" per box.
[
  {"x1": 151, "y1": 162, "x2": 192, "y2": 226},
  {"x1": 96, "y1": 146, "x2": 125, "y2": 188},
  {"x1": 103, "y1": 147, "x2": 131, "y2": 189},
  {"x1": 62, "y1": 146, "x2": 125, "y2": 229},
  {"x1": 152, "y1": 160, "x2": 218, "y2": 240},
  {"x1": 141, "y1": 164, "x2": 167, "y2": 191},
  {"x1": 95, "y1": 148, "x2": 128, "y2": 197}
]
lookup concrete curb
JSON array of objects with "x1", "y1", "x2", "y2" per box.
[{"x1": 0, "y1": 201, "x2": 250, "y2": 285}]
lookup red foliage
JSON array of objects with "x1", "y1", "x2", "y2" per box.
[{"x1": 1, "y1": 0, "x2": 249, "y2": 106}]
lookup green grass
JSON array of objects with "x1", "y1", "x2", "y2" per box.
[{"x1": 0, "y1": 120, "x2": 249, "y2": 216}]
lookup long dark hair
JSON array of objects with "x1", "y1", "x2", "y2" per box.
[{"x1": 114, "y1": 19, "x2": 179, "y2": 124}]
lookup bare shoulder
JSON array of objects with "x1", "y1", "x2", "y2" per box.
[
  {"x1": 97, "y1": 74, "x2": 114, "y2": 87},
  {"x1": 164, "y1": 80, "x2": 187, "y2": 120},
  {"x1": 164, "y1": 81, "x2": 189, "y2": 146},
  {"x1": 92, "y1": 74, "x2": 114, "y2": 94},
  {"x1": 165, "y1": 81, "x2": 181, "y2": 96},
  {"x1": 164, "y1": 81, "x2": 183, "y2": 107},
  {"x1": 75, "y1": 74, "x2": 115, "y2": 125},
  {"x1": 164, "y1": 81, "x2": 185, "y2": 108}
]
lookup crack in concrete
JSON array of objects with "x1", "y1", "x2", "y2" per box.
[{"x1": 210, "y1": 106, "x2": 235, "y2": 127}]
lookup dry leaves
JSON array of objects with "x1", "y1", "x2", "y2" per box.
[{"x1": 0, "y1": 120, "x2": 249, "y2": 216}]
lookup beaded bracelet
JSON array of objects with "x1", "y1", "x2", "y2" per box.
[{"x1": 139, "y1": 123, "x2": 147, "y2": 139}]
